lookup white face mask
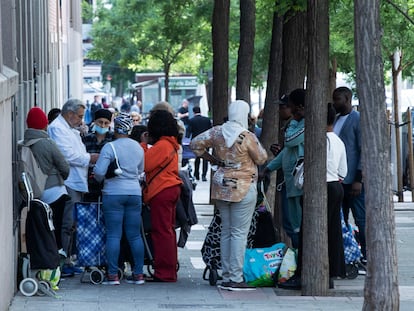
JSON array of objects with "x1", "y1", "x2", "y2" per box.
[{"x1": 94, "y1": 125, "x2": 109, "y2": 135}]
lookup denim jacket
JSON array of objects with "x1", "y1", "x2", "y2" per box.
[{"x1": 335, "y1": 110, "x2": 361, "y2": 185}]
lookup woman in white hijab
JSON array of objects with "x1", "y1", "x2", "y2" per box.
[{"x1": 191, "y1": 100, "x2": 267, "y2": 291}]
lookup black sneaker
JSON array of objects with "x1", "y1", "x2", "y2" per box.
[
  {"x1": 217, "y1": 281, "x2": 232, "y2": 290},
  {"x1": 278, "y1": 275, "x2": 301, "y2": 290},
  {"x1": 228, "y1": 281, "x2": 256, "y2": 291}
]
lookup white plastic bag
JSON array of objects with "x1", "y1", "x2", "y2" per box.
[{"x1": 277, "y1": 248, "x2": 297, "y2": 283}]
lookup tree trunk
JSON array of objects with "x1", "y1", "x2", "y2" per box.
[
  {"x1": 236, "y1": 0, "x2": 255, "y2": 103},
  {"x1": 212, "y1": 0, "x2": 230, "y2": 125},
  {"x1": 279, "y1": 10, "x2": 307, "y2": 95},
  {"x1": 354, "y1": 1, "x2": 400, "y2": 309},
  {"x1": 391, "y1": 53, "x2": 403, "y2": 202},
  {"x1": 302, "y1": 0, "x2": 329, "y2": 295},
  {"x1": 164, "y1": 62, "x2": 171, "y2": 102},
  {"x1": 260, "y1": 11, "x2": 284, "y2": 240}
]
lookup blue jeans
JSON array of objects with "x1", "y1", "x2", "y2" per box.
[
  {"x1": 102, "y1": 195, "x2": 144, "y2": 276},
  {"x1": 342, "y1": 183, "x2": 366, "y2": 259},
  {"x1": 216, "y1": 183, "x2": 256, "y2": 283}
]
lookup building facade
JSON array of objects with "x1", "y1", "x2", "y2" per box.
[{"x1": 0, "y1": 1, "x2": 83, "y2": 309}]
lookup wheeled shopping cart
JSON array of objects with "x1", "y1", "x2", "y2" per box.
[{"x1": 18, "y1": 172, "x2": 60, "y2": 298}]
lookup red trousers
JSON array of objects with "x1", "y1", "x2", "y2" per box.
[{"x1": 149, "y1": 185, "x2": 181, "y2": 281}]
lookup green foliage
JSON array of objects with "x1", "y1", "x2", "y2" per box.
[
  {"x1": 275, "y1": 0, "x2": 307, "y2": 17},
  {"x1": 330, "y1": 0, "x2": 414, "y2": 80},
  {"x1": 381, "y1": 0, "x2": 414, "y2": 79},
  {"x1": 89, "y1": 0, "x2": 212, "y2": 79},
  {"x1": 329, "y1": 0, "x2": 355, "y2": 74},
  {"x1": 81, "y1": 1, "x2": 94, "y2": 22},
  {"x1": 252, "y1": 0, "x2": 307, "y2": 88}
]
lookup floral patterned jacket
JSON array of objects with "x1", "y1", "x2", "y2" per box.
[{"x1": 191, "y1": 126, "x2": 267, "y2": 202}]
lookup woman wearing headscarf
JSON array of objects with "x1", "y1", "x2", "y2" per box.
[
  {"x1": 190, "y1": 100, "x2": 267, "y2": 291},
  {"x1": 93, "y1": 113, "x2": 145, "y2": 285},
  {"x1": 140, "y1": 109, "x2": 183, "y2": 282}
]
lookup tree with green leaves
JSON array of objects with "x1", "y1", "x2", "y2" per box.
[{"x1": 89, "y1": 0, "x2": 211, "y2": 101}]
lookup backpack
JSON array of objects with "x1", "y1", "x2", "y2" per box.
[{"x1": 20, "y1": 139, "x2": 48, "y2": 199}]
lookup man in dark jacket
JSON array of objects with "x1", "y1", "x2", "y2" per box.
[{"x1": 186, "y1": 107, "x2": 212, "y2": 181}]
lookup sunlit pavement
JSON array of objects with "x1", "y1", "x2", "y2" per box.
[{"x1": 8, "y1": 166, "x2": 414, "y2": 310}]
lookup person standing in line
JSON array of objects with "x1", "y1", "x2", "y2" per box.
[
  {"x1": 130, "y1": 111, "x2": 142, "y2": 126},
  {"x1": 140, "y1": 110, "x2": 183, "y2": 282},
  {"x1": 326, "y1": 102, "x2": 347, "y2": 282},
  {"x1": 90, "y1": 95, "x2": 103, "y2": 121},
  {"x1": 177, "y1": 99, "x2": 190, "y2": 128},
  {"x1": 82, "y1": 109, "x2": 114, "y2": 202},
  {"x1": 130, "y1": 125, "x2": 148, "y2": 144},
  {"x1": 260, "y1": 89, "x2": 305, "y2": 250},
  {"x1": 47, "y1": 108, "x2": 61, "y2": 124},
  {"x1": 332, "y1": 87, "x2": 367, "y2": 265},
  {"x1": 186, "y1": 106, "x2": 212, "y2": 181},
  {"x1": 94, "y1": 113, "x2": 145, "y2": 285},
  {"x1": 24, "y1": 107, "x2": 70, "y2": 257},
  {"x1": 268, "y1": 95, "x2": 295, "y2": 245},
  {"x1": 191, "y1": 100, "x2": 267, "y2": 291},
  {"x1": 48, "y1": 99, "x2": 99, "y2": 277},
  {"x1": 150, "y1": 101, "x2": 186, "y2": 169},
  {"x1": 259, "y1": 89, "x2": 305, "y2": 290}
]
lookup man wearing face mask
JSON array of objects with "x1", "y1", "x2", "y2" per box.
[{"x1": 82, "y1": 108, "x2": 114, "y2": 202}]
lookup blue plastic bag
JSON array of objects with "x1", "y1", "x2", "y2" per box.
[{"x1": 243, "y1": 242, "x2": 285, "y2": 286}]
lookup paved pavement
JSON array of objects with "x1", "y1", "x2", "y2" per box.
[{"x1": 8, "y1": 168, "x2": 414, "y2": 310}]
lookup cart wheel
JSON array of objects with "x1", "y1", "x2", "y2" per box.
[
  {"x1": 346, "y1": 263, "x2": 359, "y2": 279},
  {"x1": 37, "y1": 280, "x2": 50, "y2": 296},
  {"x1": 90, "y1": 268, "x2": 104, "y2": 284},
  {"x1": 117, "y1": 267, "x2": 124, "y2": 281},
  {"x1": 209, "y1": 269, "x2": 218, "y2": 286},
  {"x1": 176, "y1": 261, "x2": 180, "y2": 272},
  {"x1": 19, "y1": 278, "x2": 38, "y2": 297}
]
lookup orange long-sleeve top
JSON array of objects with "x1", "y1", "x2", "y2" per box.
[{"x1": 140, "y1": 136, "x2": 182, "y2": 203}]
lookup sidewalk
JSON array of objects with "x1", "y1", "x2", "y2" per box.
[{"x1": 8, "y1": 173, "x2": 414, "y2": 310}]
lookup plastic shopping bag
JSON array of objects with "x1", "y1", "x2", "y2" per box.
[
  {"x1": 277, "y1": 248, "x2": 297, "y2": 283},
  {"x1": 243, "y1": 242, "x2": 285, "y2": 287},
  {"x1": 39, "y1": 267, "x2": 61, "y2": 290}
]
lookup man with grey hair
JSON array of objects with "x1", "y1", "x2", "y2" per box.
[{"x1": 48, "y1": 98, "x2": 99, "y2": 276}]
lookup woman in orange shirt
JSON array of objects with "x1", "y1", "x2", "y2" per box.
[{"x1": 141, "y1": 110, "x2": 182, "y2": 282}]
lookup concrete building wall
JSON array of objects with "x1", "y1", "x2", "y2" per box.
[
  {"x1": 0, "y1": 67, "x2": 19, "y2": 311},
  {"x1": 0, "y1": 0, "x2": 83, "y2": 309},
  {"x1": 0, "y1": 2, "x2": 20, "y2": 309}
]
